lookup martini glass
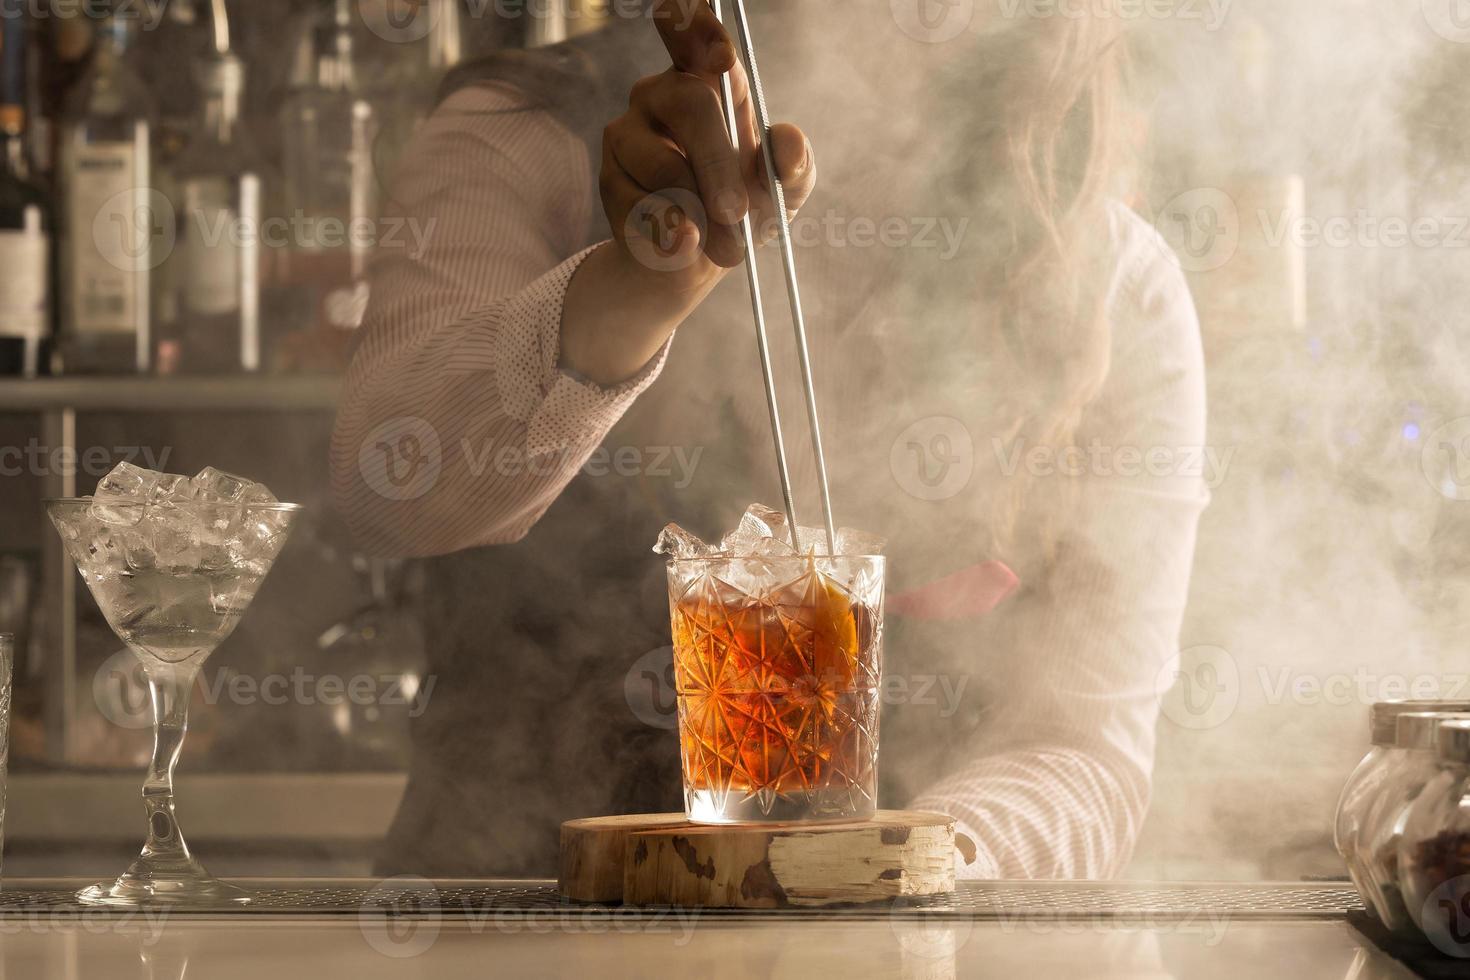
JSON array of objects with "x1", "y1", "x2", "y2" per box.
[{"x1": 47, "y1": 497, "x2": 301, "y2": 908}]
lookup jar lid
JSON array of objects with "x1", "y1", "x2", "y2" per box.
[
  {"x1": 1438, "y1": 720, "x2": 1470, "y2": 764},
  {"x1": 1396, "y1": 711, "x2": 1470, "y2": 750},
  {"x1": 1371, "y1": 700, "x2": 1470, "y2": 745}
]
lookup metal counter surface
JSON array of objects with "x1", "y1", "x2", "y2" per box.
[{"x1": 0, "y1": 878, "x2": 1422, "y2": 979}]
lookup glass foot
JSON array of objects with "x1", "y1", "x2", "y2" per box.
[{"x1": 77, "y1": 861, "x2": 251, "y2": 908}]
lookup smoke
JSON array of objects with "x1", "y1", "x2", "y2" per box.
[
  {"x1": 311, "y1": 0, "x2": 1470, "y2": 880},
  {"x1": 1123, "y1": 0, "x2": 1470, "y2": 878},
  {"x1": 716, "y1": 0, "x2": 1470, "y2": 879}
]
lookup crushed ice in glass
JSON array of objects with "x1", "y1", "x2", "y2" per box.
[
  {"x1": 52, "y1": 464, "x2": 294, "y2": 663},
  {"x1": 83, "y1": 463, "x2": 289, "y2": 575},
  {"x1": 653, "y1": 503, "x2": 886, "y2": 559}
]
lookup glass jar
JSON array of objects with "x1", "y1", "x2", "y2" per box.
[
  {"x1": 1358, "y1": 712, "x2": 1470, "y2": 935},
  {"x1": 1398, "y1": 720, "x2": 1470, "y2": 956},
  {"x1": 1335, "y1": 700, "x2": 1470, "y2": 919}
]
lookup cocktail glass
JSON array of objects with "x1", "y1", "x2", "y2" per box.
[
  {"x1": 666, "y1": 554, "x2": 885, "y2": 823},
  {"x1": 47, "y1": 497, "x2": 301, "y2": 908}
]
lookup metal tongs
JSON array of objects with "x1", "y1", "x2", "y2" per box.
[{"x1": 712, "y1": 0, "x2": 837, "y2": 554}]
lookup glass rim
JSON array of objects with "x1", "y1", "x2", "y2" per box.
[
  {"x1": 44, "y1": 496, "x2": 303, "y2": 514},
  {"x1": 665, "y1": 553, "x2": 885, "y2": 564}
]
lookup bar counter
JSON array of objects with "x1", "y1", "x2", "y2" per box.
[{"x1": 0, "y1": 879, "x2": 1425, "y2": 978}]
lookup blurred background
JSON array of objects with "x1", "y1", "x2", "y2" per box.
[{"x1": 0, "y1": 0, "x2": 1467, "y2": 881}]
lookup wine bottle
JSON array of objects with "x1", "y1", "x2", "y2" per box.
[
  {"x1": 0, "y1": 10, "x2": 50, "y2": 378},
  {"x1": 57, "y1": 9, "x2": 155, "y2": 374}
]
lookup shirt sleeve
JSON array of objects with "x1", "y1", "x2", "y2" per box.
[
  {"x1": 911, "y1": 213, "x2": 1211, "y2": 879},
  {"x1": 330, "y1": 84, "x2": 669, "y2": 557}
]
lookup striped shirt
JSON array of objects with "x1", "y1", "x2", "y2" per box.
[{"x1": 331, "y1": 80, "x2": 1209, "y2": 880}]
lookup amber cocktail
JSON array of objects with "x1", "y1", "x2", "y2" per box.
[{"x1": 667, "y1": 555, "x2": 884, "y2": 823}]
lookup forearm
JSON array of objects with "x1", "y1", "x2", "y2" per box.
[
  {"x1": 334, "y1": 233, "x2": 730, "y2": 552},
  {"x1": 560, "y1": 241, "x2": 723, "y2": 386},
  {"x1": 911, "y1": 744, "x2": 1149, "y2": 880},
  {"x1": 331, "y1": 248, "x2": 671, "y2": 557}
]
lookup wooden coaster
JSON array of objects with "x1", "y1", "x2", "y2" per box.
[{"x1": 560, "y1": 810, "x2": 956, "y2": 908}]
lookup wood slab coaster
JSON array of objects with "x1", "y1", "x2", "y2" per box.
[
  {"x1": 560, "y1": 813, "x2": 692, "y2": 904},
  {"x1": 560, "y1": 810, "x2": 957, "y2": 908}
]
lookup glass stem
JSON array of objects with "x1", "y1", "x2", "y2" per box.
[{"x1": 138, "y1": 659, "x2": 201, "y2": 868}]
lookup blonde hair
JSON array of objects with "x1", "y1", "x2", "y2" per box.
[{"x1": 969, "y1": 9, "x2": 1130, "y2": 560}]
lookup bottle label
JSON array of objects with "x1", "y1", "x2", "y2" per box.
[
  {"x1": 182, "y1": 177, "x2": 240, "y2": 316},
  {"x1": 180, "y1": 173, "x2": 261, "y2": 369},
  {"x1": 0, "y1": 216, "x2": 49, "y2": 341},
  {"x1": 66, "y1": 138, "x2": 148, "y2": 336}
]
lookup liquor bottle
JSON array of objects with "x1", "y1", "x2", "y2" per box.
[
  {"x1": 359, "y1": 0, "x2": 463, "y2": 181},
  {"x1": 57, "y1": 9, "x2": 155, "y2": 374},
  {"x1": 26, "y1": 7, "x2": 93, "y2": 187},
  {"x1": 136, "y1": 0, "x2": 210, "y2": 153},
  {"x1": 0, "y1": 11, "x2": 50, "y2": 378},
  {"x1": 359, "y1": 0, "x2": 465, "y2": 91},
  {"x1": 171, "y1": 43, "x2": 262, "y2": 374},
  {"x1": 136, "y1": 0, "x2": 215, "y2": 371},
  {"x1": 278, "y1": 0, "x2": 378, "y2": 360}
]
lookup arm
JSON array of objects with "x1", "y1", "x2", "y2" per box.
[
  {"x1": 912, "y1": 218, "x2": 1211, "y2": 878},
  {"x1": 332, "y1": 4, "x2": 815, "y2": 557},
  {"x1": 329, "y1": 84, "x2": 670, "y2": 557}
]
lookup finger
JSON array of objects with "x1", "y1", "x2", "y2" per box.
[
  {"x1": 601, "y1": 162, "x2": 705, "y2": 274},
  {"x1": 724, "y1": 59, "x2": 759, "y2": 170},
  {"x1": 748, "y1": 122, "x2": 815, "y2": 239},
  {"x1": 636, "y1": 71, "x2": 748, "y2": 226},
  {"x1": 607, "y1": 124, "x2": 743, "y2": 267},
  {"x1": 705, "y1": 59, "x2": 760, "y2": 207},
  {"x1": 651, "y1": 6, "x2": 757, "y2": 195},
  {"x1": 652, "y1": 0, "x2": 737, "y2": 76},
  {"x1": 607, "y1": 122, "x2": 699, "y2": 198},
  {"x1": 763, "y1": 123, "x2": 815, "y2": 209},
  {"x1": 602, "y1": 134, "x2": 744, "y2": 271}
]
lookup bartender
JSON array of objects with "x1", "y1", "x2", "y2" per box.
[{"x1": 331, "y1": 0, "x2": 1208, "y2": 878}]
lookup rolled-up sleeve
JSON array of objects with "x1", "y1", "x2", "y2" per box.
[{"x1": 331, "y1": 84, "x2": 667, "y2": 557}]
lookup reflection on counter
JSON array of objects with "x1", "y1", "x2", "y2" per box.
[{"x1": 0, "y1": 917, "x2": 1416, "y2": 980}]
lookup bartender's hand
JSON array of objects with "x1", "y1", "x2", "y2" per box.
[{"x1": 561, "y1": 0, "x2": 816, "y2": 386}]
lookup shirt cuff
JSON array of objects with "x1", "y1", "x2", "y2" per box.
[
  {"x1": 953, "y1": 822, "x2": 1000, "y2": 880},
  {"x1": 489, "y1": 243, "x2": 673, "y2": 458},
  {"x1": 910, "y1": 794, "x2": 1000, "y2": 880}
]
